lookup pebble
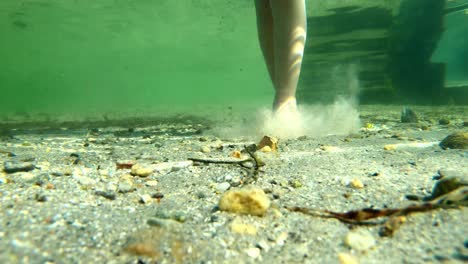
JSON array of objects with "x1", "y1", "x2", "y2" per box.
[
  {"x1": 3, "y1": 160, "x2": 36, "y2": 173},
  {"x1": 216, "y1": 182, "x2": 231, "y2": 192},
  {"x1": 259, "y1": 146, "x2": 272, "y2": 152},
  {"x1": 130, "y1": 164, "x2": 153, "y2": 177},
  {"x1": 338, "y1": 252, "x2": 359, "y2": 264},
  {"x1": 200, "y1": 146, "x2": 210, "y2": 153},
  {"x1": 439, "y1": 132, "x2": 467, "y2": 149},
  {"x1": 145, "y1": 180, "x2": 158, "y2": 187},
  {"x1": 245, "y1": 247, "x2": 261, "y2": 259},
  {"x1": 230, "y1": 218, "x2": 257, "y2": 235},
  {"x1": 219, "y1": 187, "x2": 271, "y2": 217},
  {"x1": 438, "y1": 118, "x2": 450, "y2": 125},
  {"x1": 383, "y1": 144, "x2": 397, "y2": 151},
  {"x1": 350, "y1": 178, "x2": 364, "y2": 189},
  {"x1": 118, "y1": 175, "x2": 134, "y2": 193},
  {"x1": 257, "y1": 135, "x2": 278, "y2": 151},
  {"x1": 146, "y1": 218, "x2": 179, "y2": 228},
  {"x1": 74, "y1": 175, "x2": 96, "y2": 186},
  {"x1": 401, "y1": 107, "x2": 418, "y2": 123},
  {"x1": 344, "y1": 229, "x2": 376, "y2": 251},
  {"x1": 95, "y1": 190, "x2": 117, "y2": 200},
  {"x1": 139, "y1": 194, "x2": 153, "y2": 204}
]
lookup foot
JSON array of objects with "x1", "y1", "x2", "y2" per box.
[{"x1": 273, "y1": 97, "x2": 298, "y2": 116}]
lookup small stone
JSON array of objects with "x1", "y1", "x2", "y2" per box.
[
  {"x1": 216, "y1": 182, "x2": 231, "y2": 192},
  {"x1": 259, "y1": 146, "x2": 272, "y2": 152},
  {"x1": 257, "y1": 136, "x2": 278, "y2": 151},
  {"x1": 383, "y1": 144, "x2": 397, "y2": 151},
  {"x1": 152, "y1": 192, "x2": 164, "y2": 199},
  {"x1": 350, "y1": 178, "x2": 364, "y2": 189},
  {"x1": 95, "y1": 190, "x2": 116, "y2": 200},
  {"x1": 245, "y1": 247, "x2": 261, "y2": 259},
  {"x1": 145, "y1": 180, "x2": 158, "y2": 187},
  {"x1": 3, "y1": 160, "x2": 36, "y2": 173},
  {"x1": 438, "y1": 118, "x2": 450, "y2": 125},
  {"x1": 344, "y1": 230, "x2": 376, "y2": 251},
  {"x1": 289, "y1": 180, "x2": 303, "y2": 188},
  {"x1": 230, "y1": 218, "x2": 257, "y2": 235},
  {"x1": 430, "y1": 176, "x2": 468, "y2": 199},
  {"x1": 35, "y1": 193, "x2": 47, "y2": 202},
  {"x1": 200, "y1": 146, "x2": 211, "y2": 153},
  {"x1": 74, "y1": 175, "x2": 96, "y2": 186},
  {"x1": 379, "y1": 216, "x2": 406, "y2": 237},
  {"x1": 219, "y1": 187, "x2": 270, "y2": 216},
  {"x1": 231, "y1": 150, "x2": 242, "y2": 159},
  {"x1": 320, "y1": 145, "x2": 340, "y2": 152},
  {"x1": 338, "y1": 253, "x2": 359, "y2": 264},
  {"x1": 130, "y1": 164, "x2": 153, "y2": 177},
  {"x1": 439, "y1": 132, "x2": 468, "y2": 149},
  {"x1": 401, "y1": 107, "x2": 418, "y2": 123},
  {"x1": 118, "y1": 175, "x2": 134, "y2": 193},
  {"x1": 146, "y1": 218, "x2": 179, "y2": 228},
  {"x1": 140, "y1": 194, "x2": 153, "y2": 204}
]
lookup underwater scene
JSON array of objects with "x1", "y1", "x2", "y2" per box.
[{"x1": 0, "y1": 0, "x2": 467, "y2": 263}]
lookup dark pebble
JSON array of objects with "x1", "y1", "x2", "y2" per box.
[
  {"x1": 35, "y1": 193, "x2": 47, "y2": 202},
  {"x1": 152, "y1": 192, "x2": 164, "y2": 199},
  {"x1": 438, "y1": 118, "x2": 450, "y2": 125},
  {"x1": 95, "y1": 191, "x2": 117, "y2": 200},
  {"x1": 3, "y1": 160, "x2": 36, "y2": 173},
  {"x1": 405, "y1": 194, "x2": 421, "y2": 201},
  {"x1": 439, "y1": 132, "x2": 468, "y2": 149},
  {"x1": 401, "y1": 107, "x2": 418, "y2": 123}
]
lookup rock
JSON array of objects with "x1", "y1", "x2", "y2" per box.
[
  {"x1": 401, "y1": 107, "x2": 418, "y2": 123},
  {"x1": 118, "y1": 175, "x2": 134, "y2": 193},
  {"x1": 145, "y1": 180, "x2": 158, "y2": 187},
  {"x1": 131, "y1": 164, "x2": 153, "y2": 177},
  {"x1": 344, "y1": 229, "x2": 376, "y2": 251},
  {"x1": 383, "y1": 144, "x2": 397, "y2": 151},
  {"x1": 3, "y1": 160, "x2": 36, "y2": 173},
  {"x1": 139, "y1": 194, "x2": 153, "y2": 204},
  {"x1": 439, "y1": 132, "x2": 468, "y2": 149},
  {"x1": 219, "y1": 187, "x2": 270, "y2": 216},
  {"x1": 216, "y1": 182, "x2": 231, "y2": 192},
  {"x1": 257, "y1": 136, "x2": 278, "y2": 151},
  {"x1": 146, "y1": 218, "x2": 179, "y2": 228},
  {"x1": 259, "y1": 146, "x2": 272, "y2": 152},
  {"x1": 245, "y1": 247, "x2": 261, "y2": 259},
  {"x1": 231, "y1": 150, "x2": 242, "y2": 159},
  {"x1": 338, "y1": 253, "x2": 359, "y2": 264},
  {"x1": 230, "y1": 218, "x2": 257, "y2": 235},
  {"x1": 439, "y1": 118, "x2": 450, "y2": 125},
  {"x1": 200, "y1": 146, "x2": 210, "y2": 153},
  {"x1": 350, "y1": 178, "x2": 364, "y2": 189},
  {"x1": 74, "y1": 175, "x2": 96, "y2": 186},
  {"x1": 95, "y1": 190, "x2": 117, "y2": 200},
  {"x1": 429, "y1": 176, "x2": 468, "y2": 200}
]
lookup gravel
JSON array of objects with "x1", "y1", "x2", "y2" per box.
[{"x1": 0, "y1": 105, "x2": 466, "y2": 263}]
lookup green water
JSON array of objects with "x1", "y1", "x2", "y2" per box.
[
  {"x1": 1, "y1": 0, "x2": 467, "y2": 120},
  {"x1": 0, "y1": 0, "x2": 271, "y2": 115}
]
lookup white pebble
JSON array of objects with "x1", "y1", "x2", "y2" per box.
[
  {"x1": 245, "y1": 247, "x2": 261, "y2": 259},
  {"x1": 344, "y1": 229, "x2": 376, "y2": 251}
]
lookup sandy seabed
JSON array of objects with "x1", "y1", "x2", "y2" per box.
[{"x1": 0, "y1": 104, "x2": 466, "y2": 263}]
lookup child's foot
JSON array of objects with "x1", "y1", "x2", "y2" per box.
[
  {"x1": 265, "y1": 97, "x2": 304, "y2": 139},
  {"x1": 274, "y1": 97, "x2": 298, "y2": 116}
]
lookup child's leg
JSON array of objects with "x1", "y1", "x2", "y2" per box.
[
  {"x1": 270, "y1": 0, "x2": 307, "y2": 111},
  {"x1": 254, "y1": 0, "x2": 276, "y2": 86}
]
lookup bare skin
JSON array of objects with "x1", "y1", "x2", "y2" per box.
[{"x1": 254, "y1": 0, "x2": 307, "y2": 112}]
